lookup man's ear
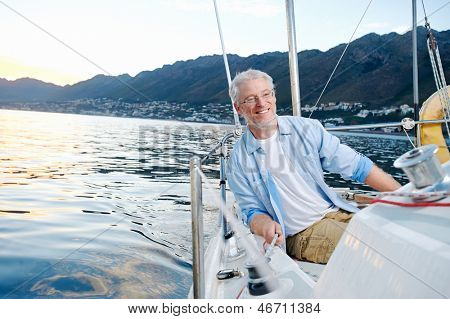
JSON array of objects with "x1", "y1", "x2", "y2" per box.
[{"x1": 233, "y1": 101, "x2": 241, "y2": 114}]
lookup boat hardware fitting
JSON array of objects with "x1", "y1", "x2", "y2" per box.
[
  {"x1": 402, "y1": 117, "x2": 416, "y2": 130},
  {"x1": 216, "y1": 269, "x2": 244, "y2": 281},
  {"x1": 245, "y1": 260, "x2": 279, "y2": 296},
  {"x1": 394, "y1": 144, "x2": 446, "y2": 191}
]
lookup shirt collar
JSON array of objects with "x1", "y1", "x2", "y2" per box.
[
  {"x1": 243, "y1": 116, "x2": 292, "y2": 155},
  {"x1": 277, "y1": 116, "x2": 292, "y2": 135}
]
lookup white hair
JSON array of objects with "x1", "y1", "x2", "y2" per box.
[{"x1": 229, "y1": 69, "x2": 274, "y2": 102}]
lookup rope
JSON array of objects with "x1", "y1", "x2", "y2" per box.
[
  {"x1": 374, "y1": 191, "x2": 450, "y2": 199},
  {"x1": 435, "y1": 49, "x2": 450, "y2": 124},
  {"x1": 422, "y1": 1, "x2": 450, "y2": 141},
  {"x1": 371, "y1": 198, "x2": 450, "y2": 207},
  {"x1": 372, "y1": 191, "x2": 450, "y2": 207},
  {"x1": 235, "y1": 285, "x2": 246, "y2": 299},
  {"x1": 428, "y1": 40, "x2": 450, "y2": 137},
  {"x1": 403, "y1": 127, "x2": 417, "y2": 149},
  {"x1": 309, "y1": 0, "x2": 373, "y2": 118}
]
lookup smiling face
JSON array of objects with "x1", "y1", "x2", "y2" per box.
[{"x1": 234, "y1": 77, "x2": 277, "y2": 134}]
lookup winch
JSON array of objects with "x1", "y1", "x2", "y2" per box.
[
  {"x1": 394, "y1": 144, "x2": 449, "y2": 193},
  {"x1": 244, "y1": 260, "x2": 278, "y2": 296}
]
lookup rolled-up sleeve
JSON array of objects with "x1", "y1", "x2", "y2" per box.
[
  {"x1": 351, "y1": 155, "x2": 373, "y2": 183},
  {"x1": 227, "y1": 157, "x2": 271, "y2": 225},
  {"x1": 314, "y1": 120, "x2": 374, "y2": 183}
]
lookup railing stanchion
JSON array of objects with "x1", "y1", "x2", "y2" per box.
[
  {"x1": 219, "y1": 154, "x2": 228, "y2": 237},
  {"x1": 190, "y1": 156, "x2": 205, "y2": 299},
  {"x1": 218, "y1": 133, "x2": 235, "y2": 238}
]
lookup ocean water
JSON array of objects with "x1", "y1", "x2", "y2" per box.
[{"x1": 0, "y1": 109, "x2": 412, "y2": 298}]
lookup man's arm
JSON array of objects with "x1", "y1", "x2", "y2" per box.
[
  {"x1": 364, "y1": 165, "x2": 401, "y2": 192},
  {"x1": 313, "y1": 119, "x2": 401, "y2": 190},
  {"x1": 227, "y1": 155, "x2": 283, "y2": 246}
]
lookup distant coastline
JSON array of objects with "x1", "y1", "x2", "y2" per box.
[{"x1": 1, "y1": 107, "x2": 434, "y2": 141}]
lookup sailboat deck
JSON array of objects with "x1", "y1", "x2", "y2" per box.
[{"x1": 295, "y1": 260, "x2": 326, "y2": 282}]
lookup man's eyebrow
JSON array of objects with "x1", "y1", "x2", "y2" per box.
[{"x1": 249, "y1": 89, "x2": 271, "y2": 96}]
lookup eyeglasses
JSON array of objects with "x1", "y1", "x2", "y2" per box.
[{"x1": 239, "y1": 89, "x2": 274, "y2": 106}]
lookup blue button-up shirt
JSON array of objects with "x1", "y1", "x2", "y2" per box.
[{"x1": 227, "y1": 116, "x2": 373, "y2": 238}]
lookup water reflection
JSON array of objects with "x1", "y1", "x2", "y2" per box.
[{"x1": 31, "y1": 273, "x2": 109, "y2": 298}]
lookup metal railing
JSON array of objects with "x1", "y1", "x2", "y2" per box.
[
  {"x1": 325, "y1": 118, "x2": 450, "y2": 132},
  {"x1": 190, "y1": 132, "x2": 235, "y2": 299},
  {"x1": 190, "y1": 156, "x2": 204, "y2": 299},
  {"x1": 201, "y1": 132, "x2": 234, "y2": 164}
]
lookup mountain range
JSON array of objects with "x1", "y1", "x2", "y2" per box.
[{"x1": 1, "y1": 27, "x2": 449, "y2": 111}]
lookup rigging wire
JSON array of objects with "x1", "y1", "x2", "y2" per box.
[
  {"x1": 0, "y1": 1, "x2": 153, "y2": 103},
  {"x1": 213, "y1": 0, "x2": 242, "y2": 135},
  {"x1": 421, "y1": 0, "x2": 428, "y2": 17},
  {"x1": 309, "y1": 0, "x2": 373, "y2": 119}
]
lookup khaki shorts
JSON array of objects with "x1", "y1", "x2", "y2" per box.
[{"x1": 286, "y1": 210, "x2": 352, "y2": 264}]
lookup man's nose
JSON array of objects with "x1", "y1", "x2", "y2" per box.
[{"x1": 255, "y1": 95, "x2": 264, "y2": 106}]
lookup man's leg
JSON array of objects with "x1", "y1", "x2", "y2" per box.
[{"x1": 286, "y1": 210, "x2": 352, "y2": 264}]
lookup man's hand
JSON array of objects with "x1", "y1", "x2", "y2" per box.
[{"x1": 249, "y1": 214, "x2": 284, "y2": 246}]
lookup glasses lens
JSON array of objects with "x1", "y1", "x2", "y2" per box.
[{"x1": 241, "y1": 90, "x2": 273, "y2": 105}]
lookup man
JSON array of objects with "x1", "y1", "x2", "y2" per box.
[{"x1": 226, "y1": 69, "x2": 401, "y2": 264}]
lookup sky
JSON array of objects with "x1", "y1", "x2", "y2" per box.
[{"x1": 0, "y1": 0, "x2": 449, "y2": 86}]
